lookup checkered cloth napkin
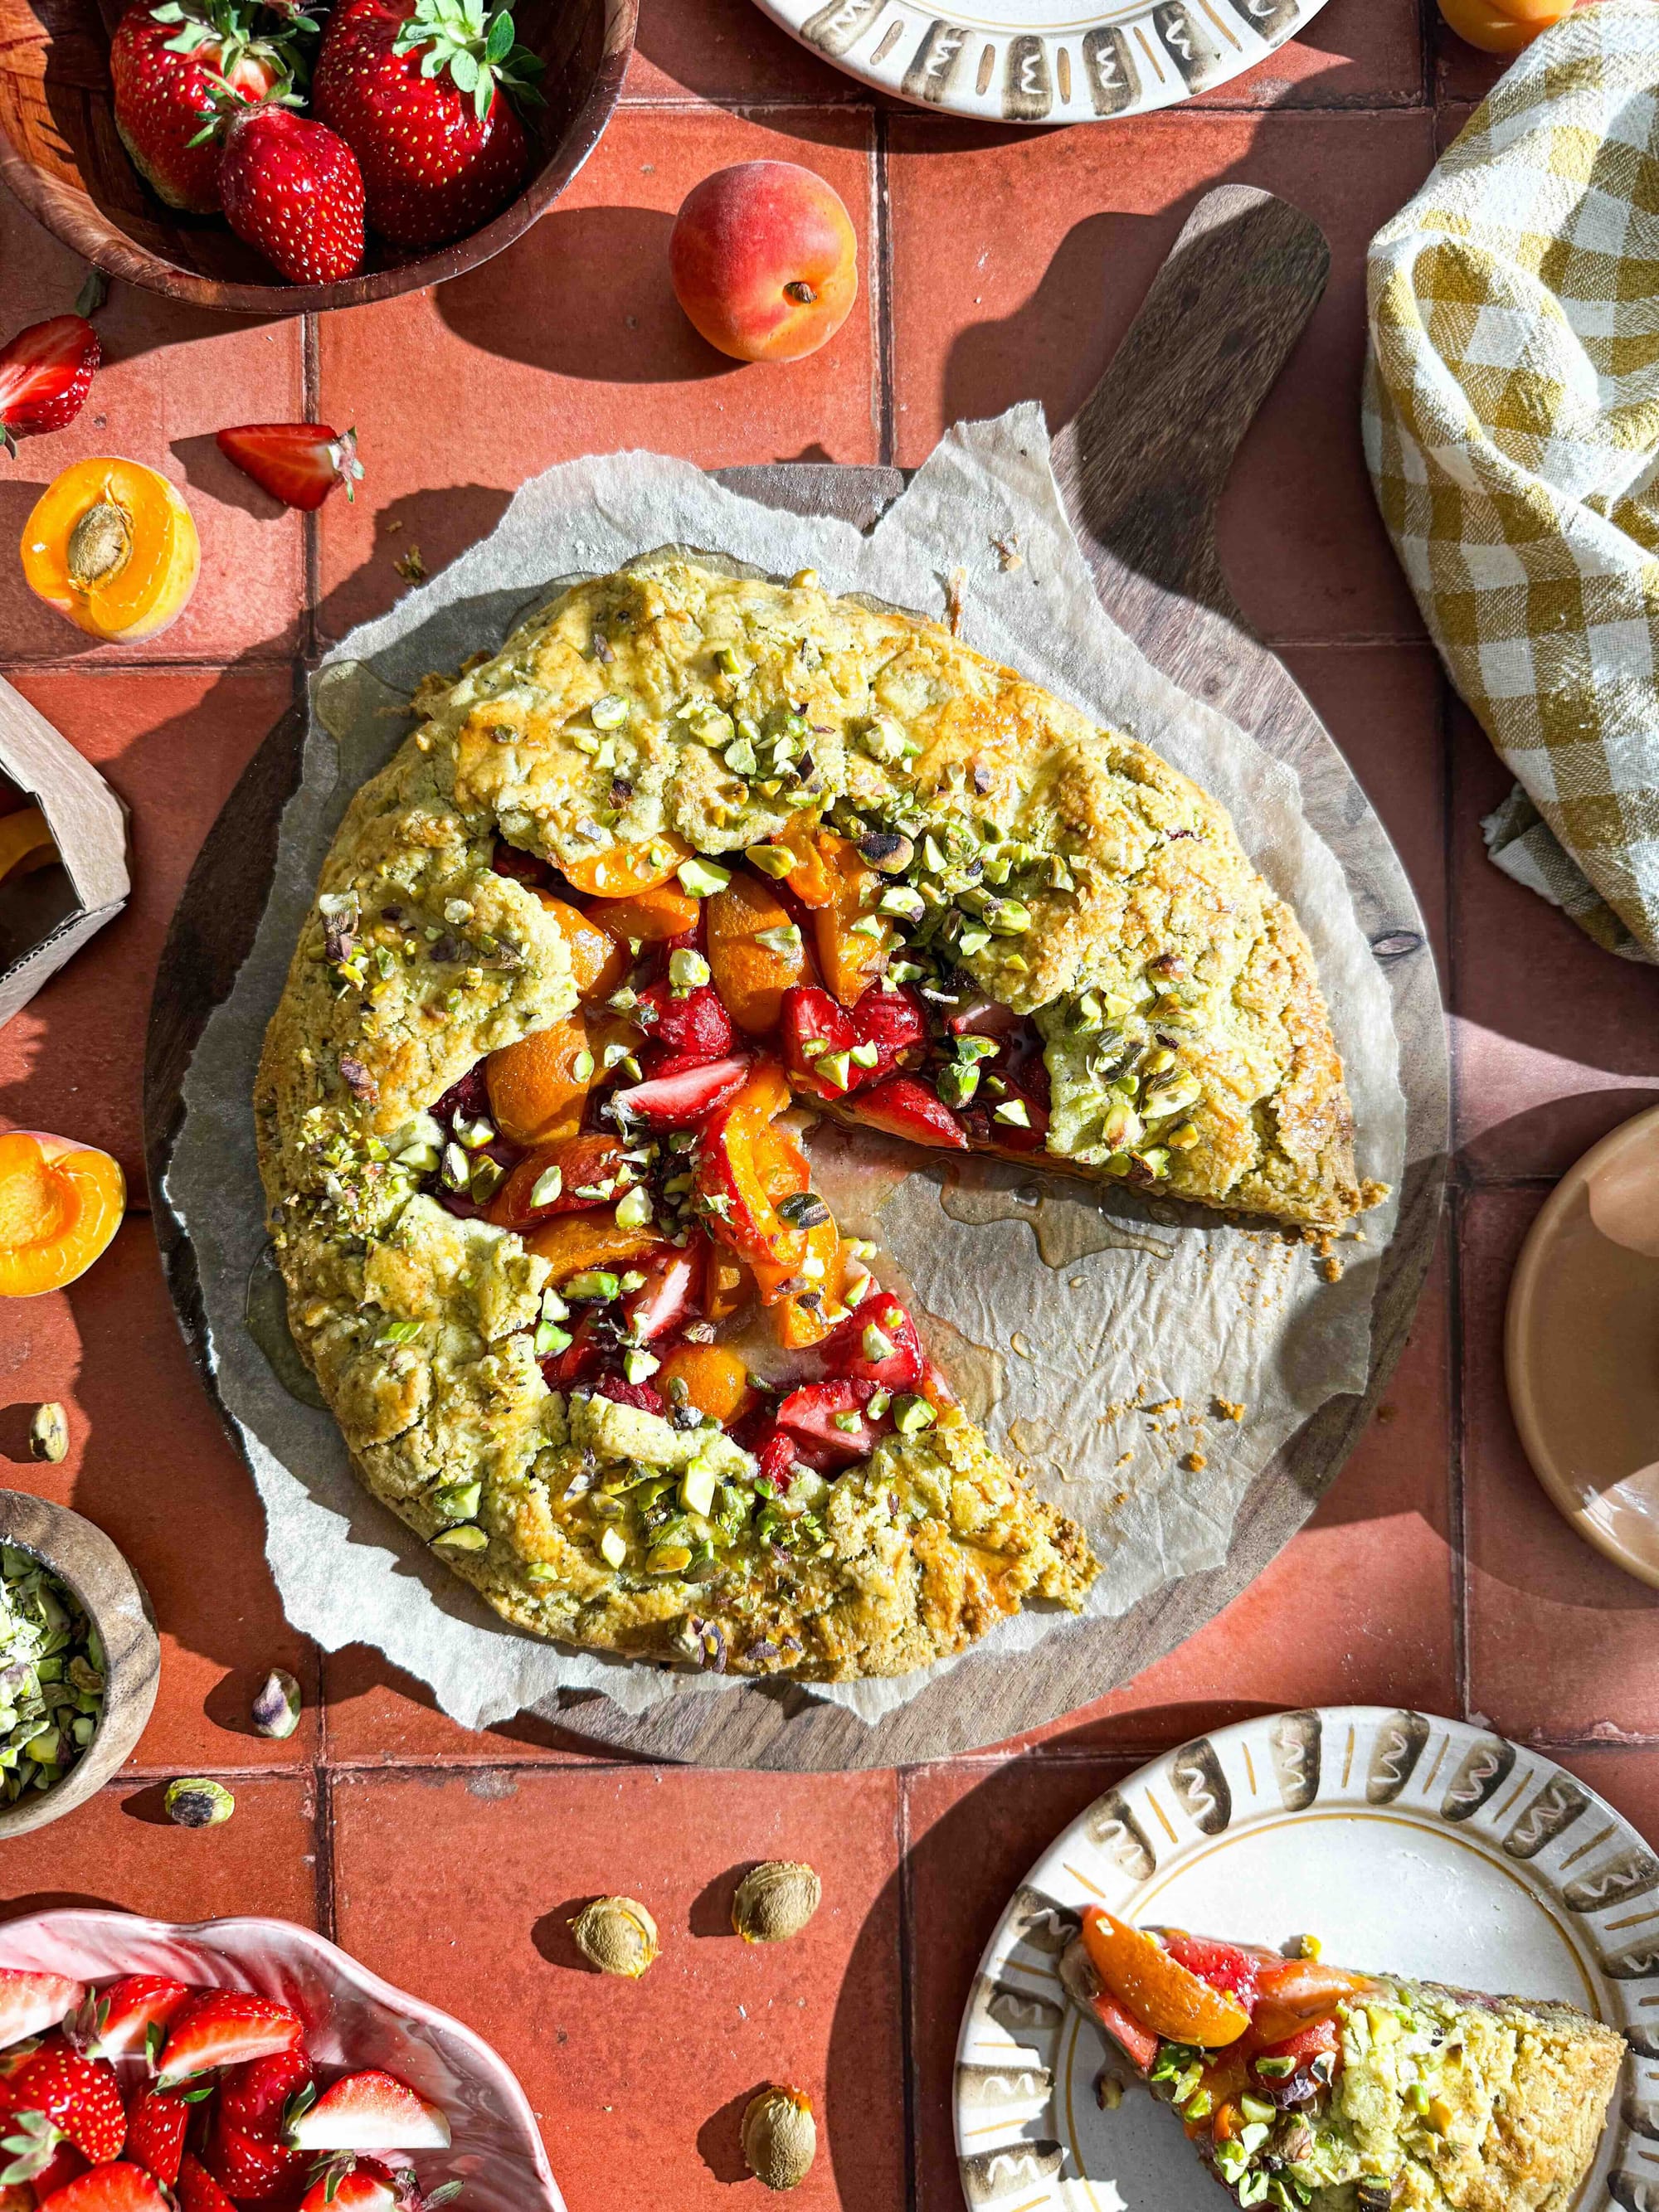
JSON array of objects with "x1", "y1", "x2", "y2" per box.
[{"x1": 1365, "y1": 0, "x2": 1659, "y2": 963}]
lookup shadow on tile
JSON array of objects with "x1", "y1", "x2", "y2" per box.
[
  {"x1": 171, "y1": 430, "x2": 290, "y2": 520},
  {"x1": 315, "y1": 483, "x2": 516, "y2": 646}
]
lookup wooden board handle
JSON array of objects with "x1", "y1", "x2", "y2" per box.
[{"x1": 1053, "y1": 183, "x2": 1330, "y2": 623}]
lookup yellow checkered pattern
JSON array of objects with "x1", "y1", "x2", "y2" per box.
[{"x1": 1365, "y1": 0, "x2": 1659, "y2": 962}]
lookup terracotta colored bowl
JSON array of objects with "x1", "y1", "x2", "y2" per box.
[
  {"x1": 0, "y1": 0, "x2": 636, "y2": 315},
  {"x1": 0, "y1": 1909, "x2": 567, "y2": 2210}
]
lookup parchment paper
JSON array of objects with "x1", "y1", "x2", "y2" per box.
[{"x1": 167, "y1": 406, "x2": 1406, "y2": 1730}]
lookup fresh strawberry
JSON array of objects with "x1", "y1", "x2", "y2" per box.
[
  {"x1": 216, "y1": 422, "x2": 363, "y2": 511},
  {"x1": 850, "y1": 1073, "x2": 968, "y2": 1151},
  {"x1": 778, "y1": 985, "x2": 854, "y2": 1098},
  {"x1": 2, "y1": 2038, "x2": 125, "y2": 2167},
  {"x1": 608, "y1": 1056, "x2": 749, "y2": 1132},
  {"x1": 297, "y1": 2161, "x2": 406, "y2": 2212},
  {"x1": 124, "y1": 2093, "x2": 188, "y2": 2190},
  {"x1": 218, "y1": 2049, "x2": 313, "y2": 2138},
  {"x1": 775, "y1": 1378, "x2": 890, "y2": 1461},
  {"x1": 156, "y1": 1994, "x2": 304, "y2": 2093},
  {"x1": 21, "y1": 2141, "x2": 85, "y2": 2200},
  {"x1": 207, "y1": 2118, "x2": 306, "y2": 2202},
  {"x1": 821, "y1": 1296, "x2": 922, "y2": 1389},
  {"x1": 0, "y1": 318, "x2": 100, "y2": 458},
  {"x1": 312, "y1": 0, "x2": 543, "y2": 248},
  {"x1": 67, "y1": 1976, "x2": 192, "y2": 2064},
  {"x1": 620, "y1": 1246, "x2": 701, "y2": 1344},
  {"x1": 636, "y1": 982, "x2": 734, "y2": 1071},
  {"x1": 219, "y1": 106, "x2": 366, "y2": 285},
  {"x1": 34, "y1": 2165, "x2": 169, "y2": 2212},
  {"x1": 109, "y1": 0, "x2": 296, "y2": 213},
  {"x1": 286, "y1": 2070, "x2": 450, "y2": 2153},
  {"x1": 176, "y1": 2153, "x2": 239, "y2": 2212}
]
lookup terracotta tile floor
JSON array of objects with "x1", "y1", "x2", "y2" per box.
[{"x1": 2, "y1": 2, "x2": 1656, "y2": 2204}]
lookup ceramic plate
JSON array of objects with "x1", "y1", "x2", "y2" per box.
[
  {"x1": 1506, "y1": 1104, "x2": 1659, "y2": 1593},
  {"x1": 0, "y1": 1910, "x2": 566, "y2": 2212},
  {"x1": 754, "y1": 0, "x2": 1333, "y2": 123},
  {"x1": 954, "y1": 1709, "x2": 1651, "y2": 2211}
]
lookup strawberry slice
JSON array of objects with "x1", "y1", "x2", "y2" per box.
[
  {"x1": 156, "y1": 1996, "x2": 304, "y2": 2093},
  {"x1": 124, "y1": 2092, "x2": 189, "y2": 2190},
  {"x1": 590, "y1": 1373, "x2": 667, "y2": 1417},
  {"x1": 0, "y1": 316, "x2": 100, "y2": 456},
  {"x1": 219, "y1": 2048, "x2": 313, "y2": 2137},
  {"x1": 1091, "y1": 1991, "x2": 1159, "y2": 2074},
  {"x1": 68, "y1": 1976, "x2": 192, "y2": 2064},
  {"x1": 850, "y1": 982, "x2": 927, "y2": 1073},
  {"x1": 850, "y1": 1074, "x2": 969, "y2": 1150},
  {"x1": 36, "y1": 2165, "x2": 170, "y2": 2212},
  {"x1": 1160, "y1": 1932, "x2": 1268, "y2": 2008},
  {"x1": 0, "y1": 1972, "x2": 81, "y2": 2052},
  {"x1": 5, "y1": 2036, "x2": 125, "y2": 2165},
  {"x1": 216, "y1": 423, "x2": 363, "y2": 512},
  {"x1": 609, "y1": 1055, "x2": 749, "y2": 1131},
  {"x1": 776, "y1": 1378, "x2": 891, "y2": 1461},
  {"x1": 820, "y1": 1296, "x2": 923, "y2": 1389},
  {"x1": 778, "y1": 985, "x2": 854, "y2": 1098},
  {"x1": 754, "y1": 1427, "x2": 799, "y2": 1493},
  {"x1": 636, "y1": 981, "x2": 734, "y2": 1069},
  {"x1": 175, "y1": 2153, "x2": 238, "y2": 2212},
  {"x1": 287, "y1": 2070, "x2": 450, "y2": 2153},
  {"x1": 207, "y1": 2117, "x2": 307, "y2": 2202},
  {"x1": 946, "y1": 999, "x2": 1020, "y2": 1040},
  {"x1": 542, "y1": 1307, "x2": 602, "y2": 1393},
  {"x1": 298, "y1": 2161, "x2": 406, "y2": 2212},
  {"x1": 620, "y1": 1246, "x2": 701, "y2": 1343}
]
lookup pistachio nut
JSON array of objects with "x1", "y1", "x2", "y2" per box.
[
  {"x1": 732, "y1": 1860, "x2": 822, "y2": 1945},
  {"x1": 742, "y1": 2086, "x2": 816, "y2": 2191},
  {"x1": 27, "y1": 1403, "x2": 68, "y2": 1465},
  {"x1": 164, "y1": 1777, "x2": 235, "y2": 1828},
  {"x1": 572, "y1": 1894, "x2": 659, "y2": 1978},
  {"x1": 251, "y1": 1668, "x2": 302, "y2": 1741}
]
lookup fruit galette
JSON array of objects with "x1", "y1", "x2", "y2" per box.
[{"x1": 256, "y1": 557, "x2": 1365, "y2": 1678}]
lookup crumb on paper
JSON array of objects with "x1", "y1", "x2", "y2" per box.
[
  {"x1": 1320, "y1": 1255, "x2": 1344, "y2": 1283},
  {"x1": 1183, "y1": 1450, "x2": 1207, "y2": 1473},
  {"x1": 394, "y1": 544, "x2": 427, "y2": 583},
  {"x1": 945, "y1": 565, "x2": 967, "y2": 635},
  {"x1": 1213, "y1": 1398, "x2": 1247, "y2": 1422},
  {"x1": 993, "y1": 531, "x2": 1024, "y2": 571}
]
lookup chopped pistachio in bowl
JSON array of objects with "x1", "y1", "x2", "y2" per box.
[{"x1": 0, "y1": 1544, "x2": 106, "y2": 1801}]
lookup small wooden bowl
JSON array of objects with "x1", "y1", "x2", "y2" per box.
[
  {"x1": 0, "y1": 0, "x2": 636, "y2": 316},
  {"x1": 0, "y1": 1489, "x2": 159, "y2": 1839}
]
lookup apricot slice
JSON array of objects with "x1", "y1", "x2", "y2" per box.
[
  {"x1": 487, "y1": 1015, "x2": 596, "y2": 1147},
  {"x1": 523, "y1": 1213, "x2": 664, "y2": 1284},
  {"x1": 771, "y1": 816, "x2": 832, "y2": 908},
  {"x1": 0, "y1": 1130, "x2": 125, "y2": 1297},
  {"x1": 693, "y1": 1060, "x2": 807, "y2": 1279},
  {"x1": 533, "y1": 893, "x2": 628, "y2": 1000},
  {"x1": 0, "y1": 806, "x2": 58, "y2": 885},
  {"x1": 1079, "y1": 1910, "x2": 1251, "y2": 2049},
  {"x1": 1247, "y1": 1957, "x2": 1376, "y2": 2046},
  {"x1": 561, "y1": 834, "x2": 690, "y2": 899},
  {"x1": 656, "y1": 1342, "x2": 756, "y2": 1426},
  {"x1": 708, "y1": 871, "x2": 812, "y2": 1033},
  {"x1": 774, "y1": 1214, "x2": 844, "y2": 1349},
  {"x1": 813, "y1": 834, "x2": 891, "y2": 1007},
  {"x1": 590, "y1": 881, "x2": 701, "y2": 946},
  {"x1": 22, "y1": 458, "x2": 199, "y2": 643},
  {"x1": 488, "y1": 1132, "x2": 634, "y2": 1231},
  {"x1": 703, "y1": 1244, "x2": 753, "y2": 1323}
]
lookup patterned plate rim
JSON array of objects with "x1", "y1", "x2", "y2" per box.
[
  {"x1": 751, "y1": 0, "x2": 1334, "y2": 125},
  {"x1": 952, "y1": 1706, "x2": 1652, "y2": 2212}
]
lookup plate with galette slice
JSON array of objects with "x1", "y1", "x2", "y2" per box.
[
  {"x1": 253, "y1": 553, "x2": 1381, "y2": 1686},
  {"x1": 956, "y1": 1708, "x2": 1644, "y2": 2212}
]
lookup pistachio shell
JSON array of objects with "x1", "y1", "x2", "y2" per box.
[
  {"x1": 251, "y1": 1668, "x2": 302, "y2": 1740},
  {"x1": 164, "y1": 1777, "x2": 235, "y2": 1828},
  {"x1": 742, "y1": 2086, "x2": 816, "y2": 2191},
  {"x1": 732, "y1": 1860, "x2": 822, "y2": 1945},
  {"x1": 27, "y1": 1403, "x2": 68, "y2": 1464},
  {"x1": 572, "y1": 1894, "x2": 658, "y2": 1978}
]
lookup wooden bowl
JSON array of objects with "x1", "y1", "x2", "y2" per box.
[
  {"x1": 0, "y1": 0, "x2": 636, "y2": 315},
  {"x1": 0, "y1": 1488, "x2": 159, "y2": 1839}
]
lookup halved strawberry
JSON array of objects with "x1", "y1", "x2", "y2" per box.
[
  {"x1": 946, "y1": 999, "x2": 1019, "y2": 1041},
  {"x1": 175, "y1": 2153, "x2": 238, "y2": 2212},
  {"x1": 850, "y1": 982, "x2": 927, "y2": 1075},
  {"x1": 778, "y1": 985, "x2": 854, "y2": 1098},
  {"x1": 297, "y1": 2160, "x2": 406, "y2": 2212},
  {"x1": 620, "y1": 1246, "x2": 701, "y2": 1344},
  {"x1": 0, "y1": 1974, "x2": 81, "y2": 2053},
  {"x1": 591, "y1": 1373, "x2": 667, "y2": 1416},
  {"x1": 22, "y1": 2142, "x2": 85, "y2": 2201},
  {"x1": 775, "y1": 1378, "x2": 891, "y2": 1461},
  {"x1": 35, "y1": 2163, "x2": 169, "y2": 2212},
  {"x1": 124, "y1": 2092, "x2": 188, "y2": 2190},
  {"x1": 287, "y1": 2070, "x2": 450, "y2": 2153},
  {"x1": 0, "y1": 317, "x2": 100, "y2": 457},
  {"x1": 207, "y1": 2117, "x2": 306, "y2": 2202},
  {"x1": 820, "y1": 1296, "x2": 922, "y2": 1389},
  {"x1": 218, "y1": 2049, "x2": 313, "y2": 2138},
  {"x1": 850, "y1": 1074, "x2": 968, "y2": 1150},
  {"x1": 609, "y1": 1056, "x2": 748, "y2": 1132},
  {"x1": 635, "y1": 981, "x2": 734, "y2": 1069},
  {"x1": 754, "y1": 1427, "x2": 798, "y2": 1493},
  {"x1": 156, "y1": 1996, "x2": 304, "y2": 2093},
  {"x1": 4, "y1": 2036, "x2": 125, "y2": 2166},
  {"x1": 216, "y1": 423, "x2": 363, "y2": 512},
  {"x1": 68, "y1": 1976, "x2": 192, "y2": 2064}
]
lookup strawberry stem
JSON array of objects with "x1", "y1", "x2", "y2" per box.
[{"x1": 390, "y1": 0, "x2": 545, "y2": 123}]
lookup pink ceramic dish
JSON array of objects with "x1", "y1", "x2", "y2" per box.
[{"x1": 0, "y1": 1908, "x2": 565, "y2": 2212}]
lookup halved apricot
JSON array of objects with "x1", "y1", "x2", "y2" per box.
[
  {"x1": 0, "y1": 806, "x2": 58, "y2": 886},
  {"x1": 774, "y1": 1214, "x2": 844, "y2": 1349},
  {"x1": 486, "y1": 1015, "x2": 596, "y2": 1146},
  {"x1": 523, "y1": 1213, "x2": 664, "y2": 1284},
  {"x1": 814, "y1": 834, "x2": 892, "y2": 1007},
  {"x1": 561, "y1": 834, "x2": 690, "y2": 899},
  {"x1": 708, "y1": 871, "x2": 813, "y2": 1033},
  {"x1": 1080, "y1": 1909, "x2": 1251, "y2": 2049},
  {"x1": 589, "y1": 881, "x2": 701, "y2": 946},
  {"x1": 22, "y1": 458, "x2": 199, "y2": 643},
  {"x1": 656, "y1": 1342, "x2": 756, "y2": 1426},
  {"x1": 533, "y1": 893, "x2": 628, "y2": 1000},
  {"x1": 0, "y1": 1130, "x2": 125, "y2": 1297}
]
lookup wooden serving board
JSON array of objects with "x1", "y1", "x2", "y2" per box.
[{"x1": 144, "y1": 186, "x2": 1447, "y2": 1772}]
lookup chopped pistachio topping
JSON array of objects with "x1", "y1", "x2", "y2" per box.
[
  {"x1": 677, "y1": 857, "x2": 732, "y2": 898},
  {"x1": 530, "y1": 1164, "x2": 564, "y2": 1207},
  {"x1": 747, "y1": 843, "x2": 795, "y2": 878},
  {"x1": 669, "y1": 948, "x2": 712, "y2": 994},
  {"x1": 590, "y1": 693, "x2": 628, "y2": 729},
  {"x1": 567, "y1": 1270, "x2": 621, "y2": 1301}
]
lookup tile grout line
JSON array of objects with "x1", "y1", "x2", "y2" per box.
[
  {"x1": 873, "y1": 107, "x2": 896, "y2": 471},
  {"x1": 314, "y1": 1761, "x2": 338, "y2": 1942}
]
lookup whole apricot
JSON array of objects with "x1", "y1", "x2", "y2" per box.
[
  {"x1": 669, "y1": 160, "x2": 858, "y2": 364},
  {"x1": 1437, "y1": 0, "x2": 1577, "y2": 51}
]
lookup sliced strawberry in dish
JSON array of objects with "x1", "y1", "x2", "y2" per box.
[
  {"x1": 1159, "y1": 1932, "x2": 1269, "y2": 2008},
  {"x1": 207, "y1": 2118, "x2": 306, "y2": 2203},
  {"x1": 67, "y1": 1976, "x2": 192, "y2": 2064},
  {"x1": 542, "y1": 1308, "x2": 603, "y2": 1393},
  {"x1": 778, "y1": 985, "x2": 854, "y2": 1098},
  {"x1": 298, "y1": 2160, "x2": 406, "y2": 2212},
  {"x1": 4, "y1": 2035, "x2": 126, "y2": 2165},
  {"x1": 288, "y1": 2070, "x2": 450, "y2": 2153},
  {"x1": 0, "y1": 1971, "x2": 81, "y2": 2053},
  {"x1": 621, "y1": 1246, "x2": 702, "y2": 1343},
  {"x1": 776, "y1": 1378, "x2": 892, "y2": 1461},
  {"x1": 1091, "y1": 1991, "x2": 1159, "y2": 2074},
  {"x1": 821, "y1": 1296, "x2": 923, "y2": 1389},
  {"x1": 609, "y1": 1056, "x2": 749, "y2": 1131},
  {"x1": 34, "y1": 2162, "x2": 169, "y2": 2212},
  {"x1": 635, "y1": 982, "x2": 734, "y2": 1069},
  {"x1": 124, "y1": 2092, "x2": 190, "y2": 2189},
  {"x1": 219, "y1": 2049, "x2": 314, "y2": 2137},
  {"x1": 754, "y1": 1427, "x2": 798, "y2": 1493},
  {"x1": 174, "y1": 2153, "x2": 238, "y2": 2212},
  {"x1": 850, "y1": 1074, "x2": 969, "y2": 1150},
  {"x1": 156, "y1": 1995, "x2": 304, "y2": 2093}
]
